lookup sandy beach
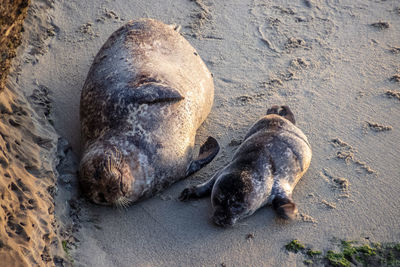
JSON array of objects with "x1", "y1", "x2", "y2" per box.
[{"x1": 2, "y1": 0, "x2": 400, "y2": 266}]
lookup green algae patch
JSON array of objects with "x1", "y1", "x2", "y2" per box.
[
  {"x1": 303, "y1": 259, "x2": 313, "y2": 265},
  {"x1": 356, "y1": 244, "x2": 376, "y2": 256},
  {"x1": 341, "y1": 241, "x2": 357, "y2": 259},
  {"x1": 284, "y1": 239, "x2": 400, "y2": 266},
  {"x1": 62, "y1": 240, "x2": 74, "y2": 263},
  {"x1": 62, "y1": 240, "x2": 69, "y2": 253},
  {"x1": 285, "y1": 239, "x2": 306, "y2": 253},
  {"x1": 339, "y1": 241, "x2": 377, "y2": 265},
  {"x1": 307, "y1": 249, "x2": 322, "y2": 257},
  {"x1": 326, "y1": 250, "x2": 350, "y2": 267}
]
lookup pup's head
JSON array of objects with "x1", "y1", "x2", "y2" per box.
[{"x1": 210, "y1": 171, "x2": 254, "y2": 227}]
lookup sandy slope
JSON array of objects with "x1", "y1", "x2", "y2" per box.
[
  {"x1": 15, "y1": 0, "x2": 400, "y2": 266},
  {"x1": 0, "y1": 0, "x2": 69, "y2": 266}
]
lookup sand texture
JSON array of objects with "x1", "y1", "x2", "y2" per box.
[
  {"x1": 0, "y1": 0, "x2": 68, "y2": 266},
  {"x1": 0, "y1": 78, "x2": 62, "y2": 267},
  {"x1": 4, "y1": 0, "x2": 400, "y2": 266}
]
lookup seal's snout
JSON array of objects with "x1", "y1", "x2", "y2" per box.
[
  {"x1": 81, "y1": 174, "x2": 123, "y2": 206},
  {"x1": 96, "y1": 192, "x2": 107, "y2": 204},
  {"x1": 212, "y1": 208, "x2": 237, "y2": 227},
  {"x1": 79, "y1": 147, "x2": 131, "y2": 206},
  {"x1": 212, "y1": 215, "x2": 236, "y2": 227}
]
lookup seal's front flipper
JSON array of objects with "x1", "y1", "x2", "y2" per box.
[
  {"x1": 185, "y1": 136, "x2": 220, "y2": 177},
  {"x1": 179, "y1": 173, "x2": 218, "y2": 201},
  {"x1": 131, "y1": 83, "x2": 184, "y2": 104}
]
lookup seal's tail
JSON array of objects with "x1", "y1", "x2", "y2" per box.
[{"x1": 272, "y1": 195, "x2": 298, "y2": 220}]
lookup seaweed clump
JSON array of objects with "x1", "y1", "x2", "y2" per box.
[
  {"x1": 285, "y1": 239, "x2": 400, "y2": 266},
  {"x1": 285, "y1": 239, "x2": 306, "y2": 253}
]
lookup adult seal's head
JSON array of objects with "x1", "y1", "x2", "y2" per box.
[
  {"x1": 180, "y1": 106, "x2": 311, "y2": 226},
  {"x1": 79, "y1": 143, "x2": 133, "y2": 207}
]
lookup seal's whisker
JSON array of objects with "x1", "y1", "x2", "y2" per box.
[
  {"x1": 110, "y1": 146, "x2": 123, "y2": 168},
  {"x1": 115, "y1": 196, "x2": 130, "y2": 211},
  {"x1": 106, "y1": 154, "x2": 112, "y2": 173},
  {"x1": 115, "y1": 199, "x2": 125, "y2": 211}
]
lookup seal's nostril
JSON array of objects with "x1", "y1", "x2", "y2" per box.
[{"x1": 98, "y1": 192, "x2": 106, "y2": 203}]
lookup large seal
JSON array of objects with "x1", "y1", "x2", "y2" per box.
[
  {"x1": 180, "y1": 106, "x2": 311, "y2": 226},
  {"x1": 79, "y1": 19, "x2": 219, "y2": 206}
]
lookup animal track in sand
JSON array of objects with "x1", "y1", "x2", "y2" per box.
[
  {"x1": 321, "y1": 199, "x2": 336, "y2": 209},
  {"x1": 390, "y1": 74, "x2": 400, "y2": 83},
  {"x1": 321, "y1": 168, "x2": 350, "y2": 194},
  {"x1": 331, "y1": 138, "x2": 376, "y2": 174},
  {"x1": 290, "y1": 58, "x2": 312, "y2": 70},
  {"x1": 385, "y1": 90, "x2": 400, "y2": 101},
  {"x1": 299, "y1": 212, "x2": 318, "y2": 224},
  {"x1": 388, "y1": 46, "x2": 400, "y2": 54},
  {"x1": 364, "y1": 122, "x2": 393, "y2": 132},
  {"x1": 96, "y1": 7, "x2": 122, "y2": 23},
  {"x1": 370, "y1": 21, "x2": 390, "y2": 30},
  {"x1": 77, "y1": 22, "x2": 99, "y2": 40},
  {"x1": 252, "y1": 0, "x2": 335, "y2": 55},
  {"x1": 186, "y1": 0, "x2": 214, "y2": 38}
]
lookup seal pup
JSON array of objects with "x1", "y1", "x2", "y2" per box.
[
  {"x1": 179, "y1": 106, "x2": 311, "y2": 226},
  {"x1": 79, "y1": 19, "x2": 219, "y2": 206}
]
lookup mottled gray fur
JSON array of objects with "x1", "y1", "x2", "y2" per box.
[
  {"x1": 79, "y1": 19, "x2": 218, "y2": 206},
  {"x1": 180, "y1": 106, "x2": 311, "y2": 226}
]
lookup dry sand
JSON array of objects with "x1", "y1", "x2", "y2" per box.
[
  {"x1": 9, "y1": 0, "x2": 400, "y2": 266},
  {"x1": 0, "y1": 1, "x2": 67, "y2": 266}
]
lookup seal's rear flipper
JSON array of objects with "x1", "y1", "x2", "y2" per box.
[
  {"x1": 272, "y1": 195, "x2": 298, "y2": 220},
  {"x1": 278, "y1": 105, "x2": 295, "y2": 125},
  {"x1": 185, "y1": 136, "x2": 220, "y2": 177},
  {"x1": 267, "y1": 105, "x2": 280, "y2": 115},
  {"x1": 267, "y1": 105, "x2": 296, "y2": 124}
]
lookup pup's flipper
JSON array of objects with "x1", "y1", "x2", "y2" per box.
[
  {"x1": 185, "y1": 136, "x2": 219, "y2": 177},
  {"x1": 179, "y1": 173, "x2": 218, "y2": 201}
]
